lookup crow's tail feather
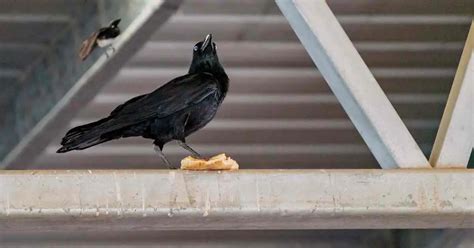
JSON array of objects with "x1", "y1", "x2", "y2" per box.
[
  {"x1": 57, "y1": 117, "x2": 117, "y2": 153},
  {"x1": 56, "y1": 136, "x2": 112, "y2": 153}
]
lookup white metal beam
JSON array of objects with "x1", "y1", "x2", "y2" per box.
[
  {"x1": 430, "y1": 21, "x2": 474, "y2": 168},
  {"x1": 0, "y1": 170, "x2": 472, "y2": 231},
  {"x1": 276, "y1": 0, "x2": 430, "y2": 168}
]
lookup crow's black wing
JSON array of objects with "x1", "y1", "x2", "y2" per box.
[
  {"x1": 101, "y1": 72, "x2": 219, "y2": 132},
  {"x1": 110, "y1": 94, "x2": 148, "y2": 116}
]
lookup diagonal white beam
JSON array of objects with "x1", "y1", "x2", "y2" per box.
[
  {"x1": 276, "y1": 0, "x2": 430, "y2": 168},
  {"x1": 430, "y1": 21, "x2": 473, "y2": 168}
]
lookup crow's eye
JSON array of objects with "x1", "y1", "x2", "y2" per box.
[{"x1": 193, "y1": 46, "x2": 199, "y2": 51}]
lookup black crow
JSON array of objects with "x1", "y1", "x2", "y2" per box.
[
  {"x1": 79, "y1": 18, "x2": 121, "y2": 61},
  {"x1": 58, "y1": 34, "x2": 228, "y2": 169}
]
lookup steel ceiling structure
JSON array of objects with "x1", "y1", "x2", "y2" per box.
[
  {"x1": 19, "y1": 0, "x2": 472, "y2": 169},
  {"x1": 0, "y1": 0, "x2": 473, "y2": 247}
]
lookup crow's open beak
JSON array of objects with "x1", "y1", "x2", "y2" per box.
[{"x1": 201, "y1": 34, "x2": 212, "y2": 52}]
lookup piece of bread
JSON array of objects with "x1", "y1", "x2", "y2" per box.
[{"x1": 181, "y1": 153, "x2": 239, "y2": 170}]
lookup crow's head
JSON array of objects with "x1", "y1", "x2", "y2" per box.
[
  {"x1": 193, "y1": 33, "x2": 216, "y2": 54},
  {"x1": 189, "y1": 34, "x2": 223, "y2": 74}
]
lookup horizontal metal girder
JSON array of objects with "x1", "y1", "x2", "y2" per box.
[{"x1": 0, "y1": 169, "x2": 472, "y2": 231}]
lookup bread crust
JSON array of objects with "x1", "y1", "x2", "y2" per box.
[{"x1": 181, "y1": 153, "x2": 239, "y2": 170}]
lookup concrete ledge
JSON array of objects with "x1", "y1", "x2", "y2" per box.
[{"x1": 0, "y1": 169, "x2": 472, "y2": 231}]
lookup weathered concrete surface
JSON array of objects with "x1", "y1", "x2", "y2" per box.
[{"x1": 0, "y1": 169, "x2": 472, "y2": 231}]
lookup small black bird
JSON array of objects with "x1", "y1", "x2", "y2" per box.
[
  {"x1": 79, "y1": 18, "x2": 121, "y2": 61},
  {"x1": 58, "y1": 34, "x2": 229, "y2": 169}
]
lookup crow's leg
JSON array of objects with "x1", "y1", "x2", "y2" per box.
[
  {"x1": 176, "y1": 113, "x2": 203, "y2": 159},
  {"x1": 177, "y1": 140, "x2": 202, "y2": 159},
  {"x1": 153, "y1": 144, "x2": 176, "y2": 169}
]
